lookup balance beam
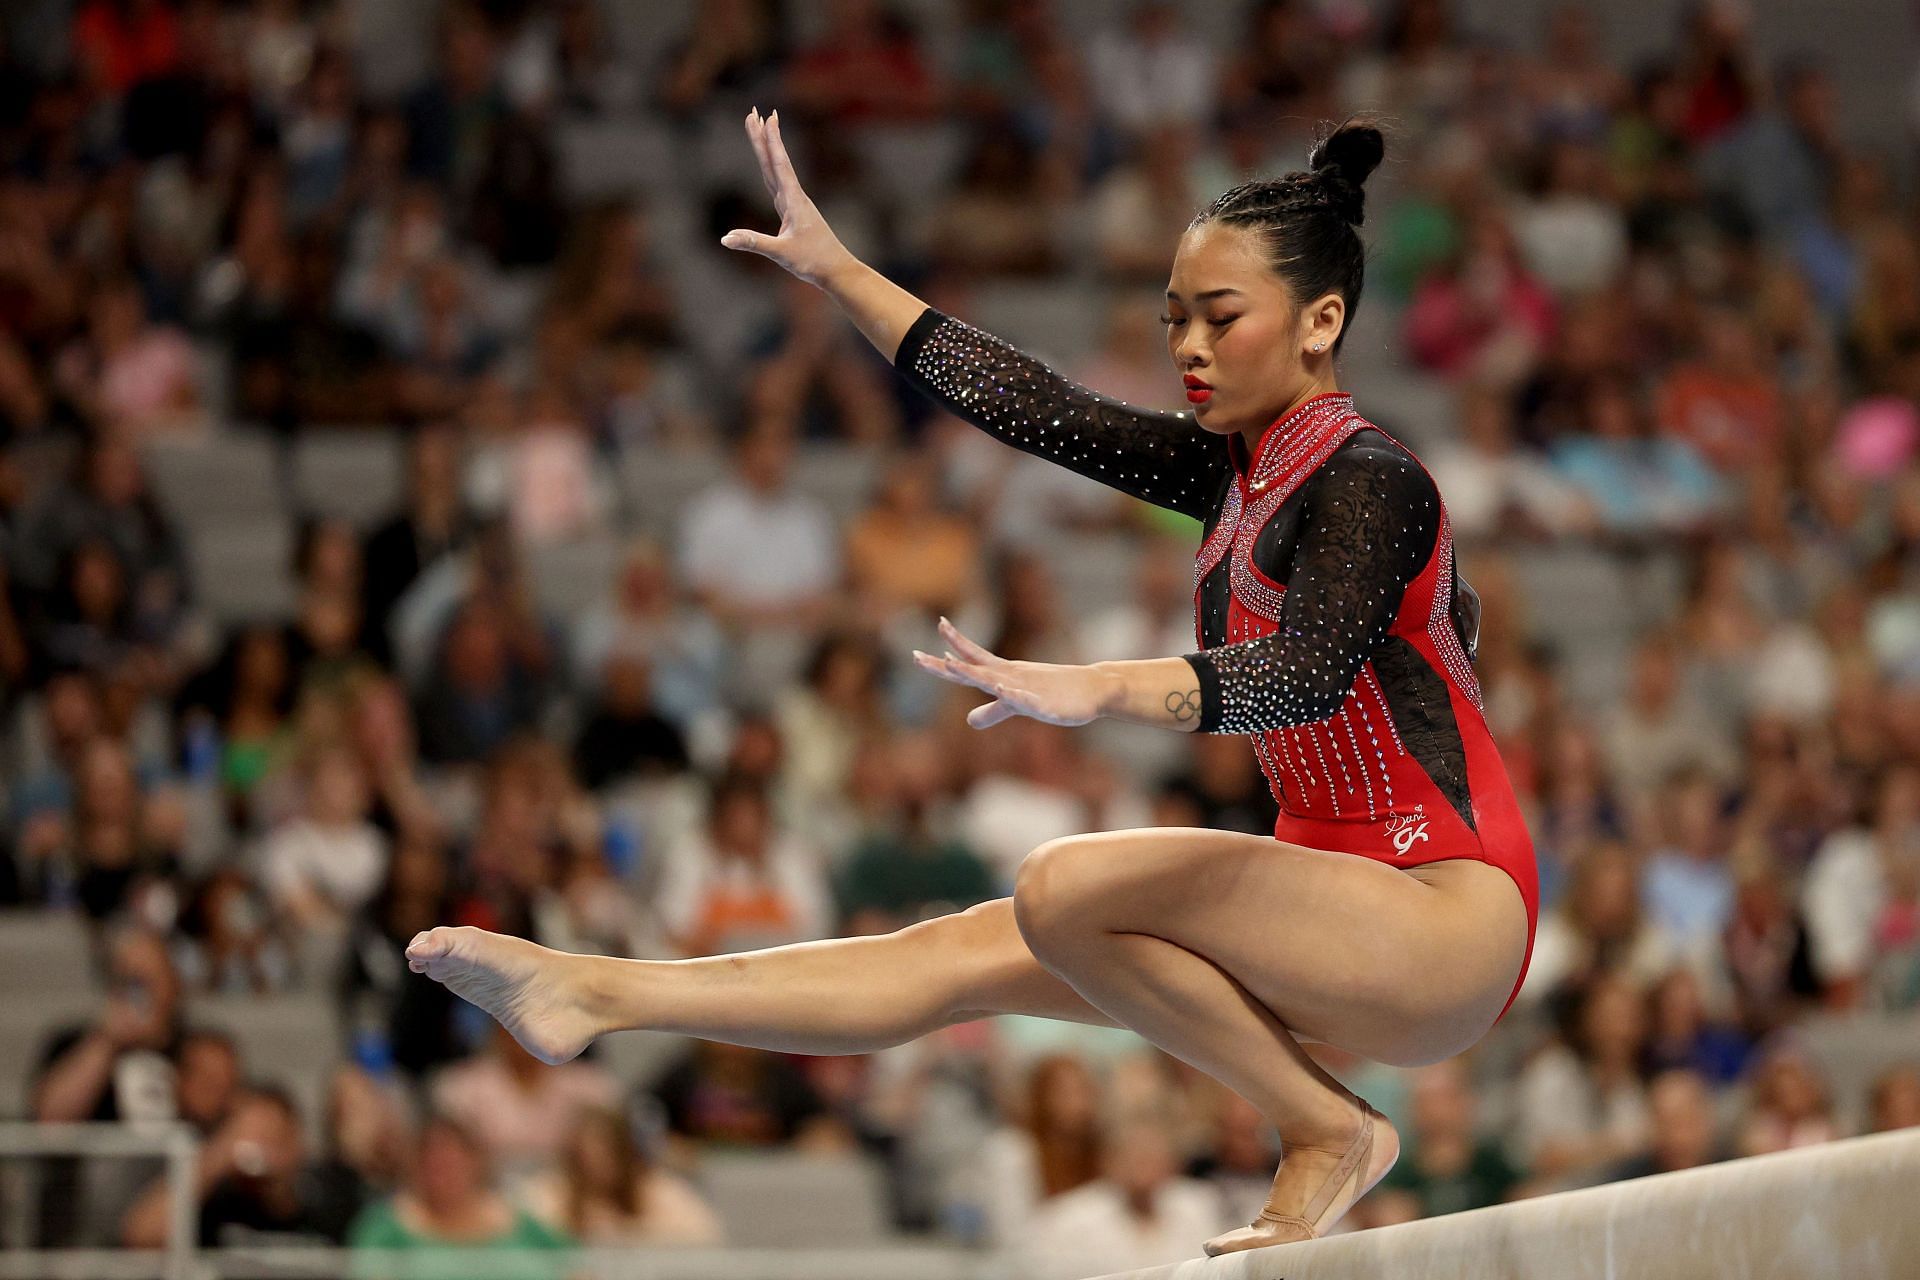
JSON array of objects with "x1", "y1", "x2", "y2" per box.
[{"x1": 1094, "y1": 1128, "x2": 1920, "y2": 1280}]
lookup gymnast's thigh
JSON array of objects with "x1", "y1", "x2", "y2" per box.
[{"x1": 1016, "y1": 826, "x2": 1529, "y2": 1065}]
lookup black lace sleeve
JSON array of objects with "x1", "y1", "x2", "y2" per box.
[
  {"x1": 1181, "y1": 440, "x2": 1439, "y2": 733},
  {"x1": 893, "y1": 307, "x2": 1231, "y2": 520}
]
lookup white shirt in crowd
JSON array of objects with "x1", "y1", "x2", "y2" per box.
[
  {"x1": 676, "y1": 480, "x2": 840, "y2": 608},
  {"x1": 258, "y1": 818, "x2": 389, "y2": 918},
  {"x1": 1015, "y1": 1177, "x2": 1226, "y2": 1280}
]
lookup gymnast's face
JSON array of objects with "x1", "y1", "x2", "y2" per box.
[{"x1": 1164, "y1": 222, "x2": 1344, "y2": 442}]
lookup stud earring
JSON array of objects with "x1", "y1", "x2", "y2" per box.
[{"x1": 1313, "y1": 342, "x2": 1324, "y2": 352}]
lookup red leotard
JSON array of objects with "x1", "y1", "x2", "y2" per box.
[
  {"x1": 1189, "y1": 392, "x2": 1538, "y2": 1023},
  {"x1": 894, "y1": 310, "x2": 1539, "y2": 1023}
]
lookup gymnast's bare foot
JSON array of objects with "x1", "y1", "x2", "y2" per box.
[
  {"x1": 1203, "y1": 1097, "x2": 1400, "y2": 1256},
  {"x1": 406, "y1": 927, "x2": 604, "y2": 1065}
]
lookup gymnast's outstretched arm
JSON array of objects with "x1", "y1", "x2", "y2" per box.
[
  {"x1": 913, "y1": 441, "x2": 1433, "y2": 733},
  {"x1": 721, "y1": 109, "x2": 1229, "y2": 519}
]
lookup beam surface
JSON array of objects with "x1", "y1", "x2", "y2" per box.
[{"x1": 1093, "y1": 1129, "x2": 1920, "y2": 1280}]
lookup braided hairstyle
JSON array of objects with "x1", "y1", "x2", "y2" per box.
[{"x1": 1189, "y1": 116, "x2": 1386, "y2": 357}]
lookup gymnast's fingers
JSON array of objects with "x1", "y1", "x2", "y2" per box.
[
  {"x1": 938, "y1": 615, "x2": 1000, "y2": 666},
  {"x1": 912, "y1": 649, "x2": 993, "y2": 691},
  {"x1": 765, "y1": 110, "x2": 807, "y2": 214},
  {"x1": 744, "y1": 109, "x2": 779, "y2": 201},
  {"x1": 967, "y1": 697, "x2": 1020, "y2": 729}
]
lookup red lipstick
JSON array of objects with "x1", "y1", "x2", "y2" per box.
[{"x1": 1183, "y1": 374, "x2": 1212, "y2": 406}]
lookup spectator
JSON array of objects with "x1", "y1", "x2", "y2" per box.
[
  {"x1": 654, "y1": 0, "x2": 785, "y2": 117},
  {"x1": 1601, "y1": 636, "x2": 1739, "y2": 808},
  {"x1": 1867, "y1": 1064, "x2": 1920, "y2": 1133},
  {"x1": 256, "y1": 742, "x2": 388, "y2": 935},
  {"x1": 53, "y1": 278, "x2": 205, "y2": 437},
  {"x1": 30, "y1": 929, "x2": 188, "y2": 1241},
  {"x1": 1603, "y1": 1068, "x2": 1724, "y2": 1179},
  {"x1": 1511, "y1": 138, "x2": 1629, "y2": 298},
  {"x1": 1180, "y1": 1086, "x2": 1281, "y2": 1237},
  {"x1": 675, "y1": 418, "x2": 842, "y2": 703},
  {"x1": 180, "y1": 626, "x2": 294, "y2": 813},
  {"x1": 1371, "y1": 1058, "x2": 1518, "y2": 1223},
  {"x1": 1404, "y1": 209, "x2": 1557, "y2": 387},
  {"x1": 1803, "y1": 765, "x2": 1916, "y2": 1007},
  {"x1": 951, "y1": 1052, "x2": 1104, "y2": 1249},
  {"x1": 926, "y1": 128, "x2": 1060, "y2": 278},
  {"x1": 1510, "y1": 971, "x2": 1652, "y2": 1186},
  {"x1": 959, "y1": 719, "x2": 1147, "y2": 891},
  {"x1": 1550, "y1": 376, "x2": 1725, "y2": 541},
  {"x1": 1217, "y1": 0, "x2": 1340, "y2": 129},
  {"x1": 572, "y1": 648, "x2": 689, "y2": 791},
  {"x1": 743, "y1": 278, "x2": 904, "y2": 444},
  {"x1": 1640, "y1": 769, "x2": 1739, "y2": 959},
  {"x1": 1015, "y1": 1113, "x2": 1225, "y2": 1280},
  {"x1": 591, "y1": 323, "x2": 707, "y2": 455},
  {"x1": 648, "y1": 1039, "x2": 846, "y2": 1153},
  {"x1": 1737, "y1": 1038, "x2": 1840, "y2": 1156},
  {"x1": 572, "y1": 537, "x2": 724, "y2": 732},
  {"x1": 362, "y1": 424, "x2": 470, "y2": 661},
  {"x1": 414, "y1": 598, "x2": 548, "y2": 766},
  {"x1": 464, "y1": 378, "x2": 611, "y2": 545},
  {"x1": 845, "y1": 452, "x2": 982, "y2": 625},
  {"x1": 434, "y1": 1025, "x2": 619, "y2": 1175},
  {"x1": 348, "y1": 1115, "x2": 571, "y2": 1264},
  {"x1": 1698, "y1": 57, "x2": 1841, "y2": 240},
  {"x1": 773, "y1": 629, "x2": 889, "y2": 846},
  {"x1": 1672, "y1": 0, "x2": 1762, "y2": 145},
  {"x1": 1643, "y1": 965, "x2": 1750, "y2": 1084},
  {"x1": 26, "y1": 737, "x2": 174, "y2": 923},
  {"x1": 1087, "y1": 2, "x2": 1215, "y2": 136},
  {"x1": 655, "y1": 769, "x2": 834, "y2": 957},
  {"x1": 1653, "y1": 307, "x2": 1785, "y2": 475},
  {"x1": 341, "y1": 832, "x2": 465, "y2": 1078},
  {"x1": 10, "y1": 436, "x2": 186, "y2": 618},
  {"x1": 520, "y1": 1105, "x2": 725, "y2": 1246},
  {"x1": 123, "y1": 1085, "x2": 350, "y2": 1247},
  {"x1": 835, "y1": 730, "x2": 995, "y2": 933},
  {"x1": 1426, "y1": 382, "x2": 1595, "y2": 542},
  {"x1": 784, "y1": 0, "x2": 942, "y2": 127},
  {"x1": 1092, "y1": 126, "x2": 1204, "y2": 281}
]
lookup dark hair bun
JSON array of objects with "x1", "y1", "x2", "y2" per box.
[{"x1": 1306, "y1": 118, "x2": 1385, "y2": 226}]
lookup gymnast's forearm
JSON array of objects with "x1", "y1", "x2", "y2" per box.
[
  {"x1": 818, "y1": 256, "x2": 930, "y2": 365},
  {"x1": 1092, "y1": 655, "x2": 1208, "y2": 732}
]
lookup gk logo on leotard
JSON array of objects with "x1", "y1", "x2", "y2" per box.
[{"x1": 1384, "y1": 806, "x2": 1430, "y2": 856}]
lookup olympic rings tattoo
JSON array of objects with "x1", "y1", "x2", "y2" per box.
[{"x1": 1164, "y1": 688, "x2": 1201, "y2": 722}]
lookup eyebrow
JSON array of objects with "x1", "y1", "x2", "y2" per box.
[{"x1": 1164, "y1": 288, "x2": 1244, "y2": 302}]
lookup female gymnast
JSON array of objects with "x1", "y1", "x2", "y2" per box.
[{"x1": 405, "y1": 109, "x2": 1539, "y2": 1255}]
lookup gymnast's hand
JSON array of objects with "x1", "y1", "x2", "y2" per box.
[
  {"x1": 914, "y1": 616, "x2": 1116, "y2": 730},
  {"x1": 720, "y1": 108, "x2": 856, "y2": 287}
]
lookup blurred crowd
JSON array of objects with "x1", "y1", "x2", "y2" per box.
[{"x1": 3, "y1": 0, "x2": 1920, "y2": 1275}]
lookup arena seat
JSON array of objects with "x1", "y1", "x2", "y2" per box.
[
  {"x1": 965, "y1": 281, "x2": 1105, "y2": 369},
  {"x1": 527, "y1": 534, "x2": 623, "y2": 618},
  {"x1": 0, "y1": 912, "x2": 95, "y2": 998},
  {"x1": 853, "y1": 123, "x2": 971, "y2": 214},
  {"x1": 556, "y1": 116, "x2": 681, "y2": 203},
  {"x1": 1043, "y1": 532, "x2": 1140, "y2": 621},
  {"x1": 140, "y1": 431, "x2": 283, "y2": 529},
  {"x1": 1349, "y1": 369, "x2": 1458, "y2": 452},
  {"x1": 188, "y1": 991, "x2": 342, "y2": 1132},
  {"x1": 183, "y1": 520, "x2": 298, "y2": 624},
  {"x1": 693, "y1": 1149, "x2": 894, "y2": 1248},
  {"x1": 1508, "y1": 547, "x2": 1639, "y2": 651},
  {"x1": 290, "y1": 428, "x2": 406, "y2": 527},
  {"x1": 617, "y1": 449, "x2": 728, "y2": 541},
  {"x1": 791, "y1": 443, "x2": 883, "y2": 523}
]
